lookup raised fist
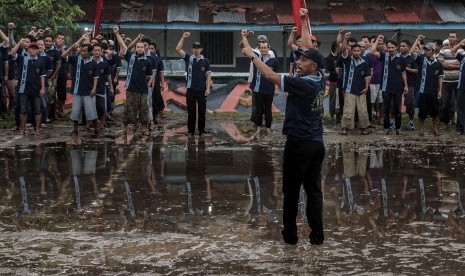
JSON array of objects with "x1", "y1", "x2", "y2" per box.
[{"x1": 183, "y1": 32, "x2": 191, "y2": 38}]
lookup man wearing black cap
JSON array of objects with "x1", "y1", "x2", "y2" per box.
[
  {"x1": 10, "y1": 39, "x2": 46, "y2": 134},
  {"x1": 241, "y1": 8, "x2": 325, "y2": 246},
  {"x1": 411, "y1": 35, "x2": 444, "y2": 136},
  {"x1": 176, "y1": 32, "x2": 212, "y2": 136}
]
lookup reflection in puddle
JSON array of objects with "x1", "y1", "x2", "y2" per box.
[{"x1": 1, "y1": 131, "x2": 465, "y2": 273}]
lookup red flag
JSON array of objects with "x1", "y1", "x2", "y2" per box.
[
  {"x1": 93, "y1": 0, "x2": 104, "y2": 37},
  {"x1": 291, "y1": 0, "x2": 312, "y2": 36}
]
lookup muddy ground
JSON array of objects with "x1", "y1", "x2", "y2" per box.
[{"x1": 1, "y1": 113, "x2": 465, "y2": 275}]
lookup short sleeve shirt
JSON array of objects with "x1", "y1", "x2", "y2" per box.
[
  {"x1": 15, "y1": 55, "x2": 47, "y2": 97},
  {"x1": 337, "y1": 55, "x2": 372, "y2": 95},
  {"x1": 403, "y1": 54, "x2": 418, "y2": 88},
  {"x1": 124, "y1": 49, "x2": 152, "y2": 94},
  {"x1": 280, "y1": 73, "x2": 326, "y2": 143},
  {"x1": 183, "y1": 53, "x2": 211, "y2": 91},
  {"x1": 250, "y1": 56, "x2": 279, "y2": 95},
  {"x1": 415, "y1": 55, "x2": 444, "y2": 96},
  {"x1": 68, "y1": 55, "x2": 99, "y2": 96},
  {"x1": 95, "y1": 58, "x2": 111, "y2": 95},
  {"x1": 378, "y1": 52, "x2": 406, "y2": 93},
  {"x1": 45, "y1": 47, "x2": 62, "y2": 73}
]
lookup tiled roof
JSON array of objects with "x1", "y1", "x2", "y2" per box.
[
  {"x1": 331, "y1": 13, "x2": 365, "y2": 24},
  {"x1": 385, "y1": 11, "x2": 420, "y2": 23},
  {"x1": 73, "y1": 0, "x2": 456, "y2": 25}
]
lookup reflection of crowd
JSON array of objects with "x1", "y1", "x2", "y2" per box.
[{"x1": 325, "y1": 144, "x2": 465, "y2": 235}]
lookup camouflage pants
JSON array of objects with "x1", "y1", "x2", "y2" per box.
[{"x1": 124, "y1": 91, "x2": 148, "y2": 125}]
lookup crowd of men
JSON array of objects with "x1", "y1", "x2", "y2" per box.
[
  {"x1": 0, "y1": 24, "x2": 166, "y2": 136},
  {"x1": 319, "y1": 29, "x2": 465, "y2": 136}
]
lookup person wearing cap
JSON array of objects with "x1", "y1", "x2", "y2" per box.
[
  {"x1": 61, "y1": 34, "x2": 100, "y2": 136},
  {"x1": 245, "y1": 32, "x2": 279, "y2": 138},
  {"x1": 449, "y1": 38, "x2": 465, "y2": 135},
  {"x1": 438, "y1": 32, "x2": 463, "y2": 126},
  {"x1": 371, "y1": 35, "x2": 408, "y2": 135},
  {"x1": 114, "y1": 28, "x2": 154, "y2": 136},
  {"x1": 9, "y1": 39, "x2": 46, "y2": 135},
  {"x1": 411, "y1": 35, "x2": 444, "y2": 136},
  {"x1": 176, "y1": 32, "x2": 212, "y2": 136},
  {"x1": 338, "y1": 32, "x2": 372, "y2": 135},
  {"x1": 242, "y1": 8, "x2": 325, "y2": 246}
]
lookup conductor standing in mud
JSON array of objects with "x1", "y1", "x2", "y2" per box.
[{"x1": 241, "y1": 8, "x2": 326, "y2": 246}]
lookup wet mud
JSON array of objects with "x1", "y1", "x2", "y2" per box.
[{"x1": 0, "y1": 117, "x2": 465, "y2": 275}]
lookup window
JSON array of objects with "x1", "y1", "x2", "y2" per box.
[{"x1": 200, "y1": 31, "x2": 234, "y2": 66}]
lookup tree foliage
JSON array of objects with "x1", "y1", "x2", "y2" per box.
[{"x1": 0, "y1": 0, "x2": 85, "y2": 34}]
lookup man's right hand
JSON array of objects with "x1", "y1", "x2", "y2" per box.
[{"x1": 183, "y1": 32, "x2": 190, "y2": 38}]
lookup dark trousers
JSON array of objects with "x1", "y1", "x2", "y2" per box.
[
  {"x1": 456, "y1": 90, "x2": 465, "y2": 132},
  {"x1": 0, "y1": 80, "x2": 7, "y2": 114},
  {"x1": 383, "y1": 91, "x2": 402, "y2": 130},
  {"x1": 282, "y1": 139, "x2": 325, "y2": 242},
  {"x1": 441, "y1": 82, "x2": 458, "y2": 124},
  {"x1": 186, "y1": 88, "x2": 206, "y2": 134},
  {"x1": 336, "y1": 79, "x2": 345, "y2": 121},
  {"x1": 251, "y1": 92, "x2": 273, "y2": 128}
]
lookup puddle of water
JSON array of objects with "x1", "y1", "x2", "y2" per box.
[{"x1": 1, "y1": 129, "x2": 465, "y2": 274}]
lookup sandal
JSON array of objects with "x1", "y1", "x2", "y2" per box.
[
  {"x1": 418, "y1": 131, "x2": 425, "y2": 136},
  {"x1": 340, "y1": 128, "x2": 348, "y2": 135},
  {"x1": 360, "y1": 129, "x2": 369, "y2": 135}
]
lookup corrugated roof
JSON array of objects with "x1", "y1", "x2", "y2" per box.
[
  {"x1": 244, "y1": 1, "x2": 277, "y2": 25},
  {"x1": 152, "y1": 0, "x2": 168, "y2": 23},
  {"x1": 121, "y1": 8, "x2": 152, "y2": 22},
  {"x1": 167, "y1": 0, "x2": 199, "y2": 22},
  {"x1": 385, "y1": 11, "x2": 420, "y2": 23},
  {"x1": 213, "y1": 11, "x2": 246, "y2": 24},
  {"x1": 331, "y1": 13, "x2": 365, "y2": 24},
  {"x1": 432, "y1": 2, "x2": 465, "y2": 22},
  {"x1": 275, "y1": 1, "x2": 295, "y2": 25}
]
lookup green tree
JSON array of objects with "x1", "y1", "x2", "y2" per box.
[{"x1": 0, "y1": 0, "x2": 85, "y2": 34}]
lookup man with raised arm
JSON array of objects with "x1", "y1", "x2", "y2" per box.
[
  {"x1": 241, "y1": 8, "x2": 325, "y2": 246},
  {"x1": 176, "y1": 32, "x2": 212, "y2": 136}
]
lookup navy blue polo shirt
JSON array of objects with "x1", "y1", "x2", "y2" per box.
[
  {"x1": 105, "y1": 51, "x2": 122, "y2": 79},
  {"x1": 45, "y1": 47, "x2": 61, "y2": 73},
  {"x1": 124, "y1": 49, "x2": 153, "y2": 94},
  {"x1": 183, "y1": 53, "x2": 211, "y2": 91},
  {"x1": 94, "y1": 57, "x2": 111, "y2": 95},
  {"x1": 153, "y1": 56, "x2": 164, "y2": 91},
  {"x1": 15, "y1": 55, "x2": 47, "y2": 97},
  {"x1": 280, "y1": 72, "x2": 326, "y2": 143},
  {"x1": 337, "y1": 55, "x2": 371, "y2": 95},
  {"x1": 57, "y1": 46, "x2": 70, "y2": 76},
  {"x1": 8, "y1": 48, "x2": 27, "y2": 80},
  {"x1": 456, "y1": 53, "x2": 465, "y2": 93},
  {"x1": 415, "y1": 54, "x2": 444, "y2": 96},
  {"x1": 378, "y1": 52, "x2": 406, "y2": 93},
  {"x1": 39, "y1": 52, "x2": 53, "y2": 85},
  {"x1": 67, "y1": 55, "x2": 98, "y2": 96},
  {"x1": 403, "y1": 54, "x2": 418, "y2": 88},
  {"x1": 250, "y1": 56, "x2": 279, "y2": 95},
  {"x1": 0, "y1": 44, "x2": 9, "y2": 77}
]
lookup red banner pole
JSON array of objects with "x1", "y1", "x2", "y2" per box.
[{"x1": 93, "y1": 0, "x2": 104, "y2": 37}]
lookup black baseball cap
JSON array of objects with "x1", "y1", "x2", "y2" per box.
[
  {"x1": 192, "y1": 42, "x2": 202, "y2": 48},
  {"x1": 295, "y1": 48, "x2": 324, "y2": 69}
]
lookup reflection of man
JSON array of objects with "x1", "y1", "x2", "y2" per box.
[
  {"x1": 246, "y1": 145, "x2": 278, "y2": 225},
  {"x1": 185, "y1": 138, "x2": 211, "y2": 221}
]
